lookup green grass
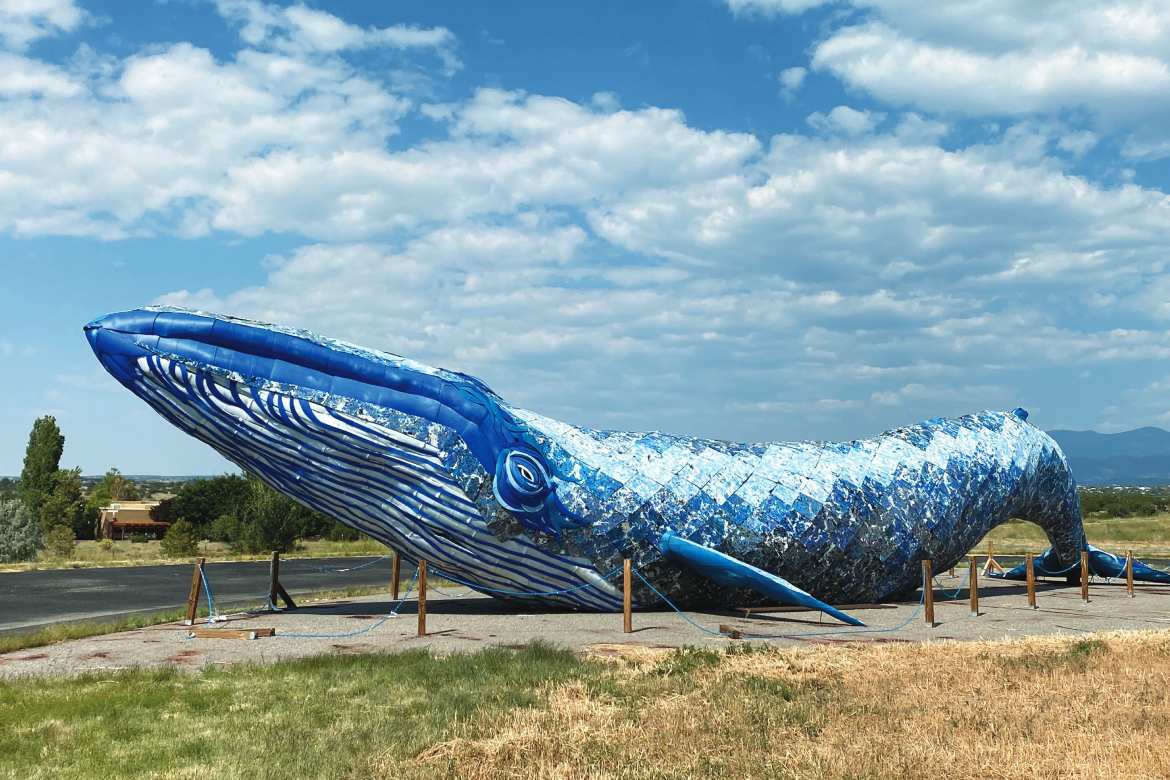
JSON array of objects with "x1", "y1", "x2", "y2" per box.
[
  {"x1": 0, "y1": 643, "x2": 594, "y2": 780},
  {"x1": 0, "y1": 538, "x2": 388, "y2": 573},
  {"x1": 5, "y1": 633, "x2": 1167, "y2": 779}
]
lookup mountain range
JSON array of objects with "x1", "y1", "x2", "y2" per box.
[{"x1": 1048, "y1": 427, "x2": 1170, "y2": 486}]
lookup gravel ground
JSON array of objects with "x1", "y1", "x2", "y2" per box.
[{"x1": 3, "y1": 576, "x2": 1169, "y2": 678}]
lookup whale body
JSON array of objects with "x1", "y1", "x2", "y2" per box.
[{"x1": 85, "y1": 307, "x2": 1167, "y2": 625}]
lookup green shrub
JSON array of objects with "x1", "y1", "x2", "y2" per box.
[
  {"x1": 160, "y1": 519, "x2": 200, "y2": 558},
  {"x1": 0, "y1": 498, "x2": 40, "y2": 562},
  {"x1": 129, "y1": 533, "x2": 149, "y2": 544},
  {"x1": 206, "y1": 514, "x2": 242, "y2": 543},
  {"x1": 98, "y1": 538, "x2": 114, "y2": 554},
  {"x1": 232, "y1": 476, "x2": 300, "y2": 554},
  {"x1": 325, "y1": 520, "x2": 361, "y2": 541},
  {"x1": 43, "y1": 525, "x2": 76, "y2": 558}
]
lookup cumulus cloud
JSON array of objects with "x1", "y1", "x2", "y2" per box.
[
  {"x1": 7, "y1": 0, "x2": 1170, "y2": 440},
  {"x1": 777, "y1": 66, "x2": 806, "y2": 99},
  {"x1": 806, "y1": 105, "x2": 884, "y2": 135},
  {"x1": 0, "y1": 0, "x2": 85, "y2": 50}
]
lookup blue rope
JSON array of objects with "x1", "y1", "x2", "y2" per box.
[
  {"x1": 933, "y1": 576, "x2": 964, "y2": 601},
  {"x1": 290, "y1": 555, "x2": 390, "y2": 574},
  {"x1": 275, "y1": 567, "x2": 420, "y2": 639},
  {"x1": 198, "y1": 563, "x2": 217, "y2": 619},
  {"x1": 425, "y1": 563, "x2": 624, "y2": 598},
  {"x1": 633, "y1": 567, "x2": 927, "y2": 641}
]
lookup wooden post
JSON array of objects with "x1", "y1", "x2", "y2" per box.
[
  {"x1": 1026, "y1": 553, "x2": 1037, "y2": 609},
  {"x1": 267, "y1": 551, "x2": 297, "y2": 610},
  {"x1": 623, "y1": 559, "x2": 633, "y2": 634},
  {"x1": 923, "y1": 560, "x2": 935, "y2": 627},
  {"x1": 184, "y1": 557, "x2": 206, "y2": 625},
  {"x1": 1126, "y1": 550, "x2": 1134, "y2": 598},
  {"x1": 968, "y1": 554, "x2": 979, "y2": 617},
  {"x1": 391, "y1": 551, "x2": 401, "y2": 600},
  {"x1": 1080, "y1": 550, "x2": 1090, "y2": 603},
  {"x1": 417, "y1": 559, "x2": 427, "y2": 637},
  {"x1": 267, "y1": 551, "x2": 280, "y2": 608}
]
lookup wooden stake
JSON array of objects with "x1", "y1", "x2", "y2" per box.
[
  {"x1": 982, "y1": 541, "x2": 1005, "y2": 576},
  {"x1": 923, "y1": 559, "x2": 935, "y2": 627},
  {"x1": 184, "y1": 557, "x2": 206, "y2": 626},
  {"x1": 968, "y1": 554, "x2": 979, "y2": 617},
  {"x1": 623, "y1": 559, "x2": 633, "y2": 634},
  {"x1": 391, "y1": 550, "x2": 401, "y2": 600},
  {"x1": 1126, "y1": 550, "x2": 1135, "y2": 598},
  {"x1": 1026, "y1": 553, "x2": 1037, "y2": 609},
  {"x1": 417, "y1": 559, "x2": 427, "y2": 637},
  {"x1": 268, "y1": 551, "x2": 280, "y2": 608},
  {"x1": 1080, "y1": 550, "x2": 1090, "y2": 603},
  {"x1": 267, "y1": 551, "x2": 297, "y2": 610}
]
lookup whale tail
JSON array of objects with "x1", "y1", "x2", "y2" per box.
[{"x1": 993, "y1": 544, "x2": 1170, "y2": 584}]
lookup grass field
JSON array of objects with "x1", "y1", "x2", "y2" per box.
[
  {"x1": 0, "y1": 537, "x2": 387, "y2": 573},
  {"x1": 980, "y1": 514, "x2": 1170, "y2": 556},
  {"x1": 2, "y1": 632, "x2": 1168, "y2": 779}
]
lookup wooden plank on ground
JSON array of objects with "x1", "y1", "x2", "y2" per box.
[
  {"x1": 188, "y1": 627, "x2": 275, "y2": 640},
  {"x1": 718, "y1": 624, "x2": 744, "y2": 639}
]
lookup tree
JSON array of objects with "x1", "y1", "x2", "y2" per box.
[
  {"x1": 19, "y1": 416, "x2": 63, "y2": 515},
  {"x1": 232, "y1": 476, "x2": 302, "y2": 554},
  {"x1": 160, "y1": 519, "x2": 200, "y2": 558},
  {"x1": 0, "y1": 499, "x2": 40, "y2": 563},
  {"x1": 206, "y1": 514, "x2": 242, "y2": 544},
  {"x1": 40, "y1": 468, "x2": 87, "y2": 538},
  {"x1": 152, "y1": 474, "x2": 249, "y2": 527},
  {"x1": 42, "y1": 525, "x2": 75, "y2": 559}
]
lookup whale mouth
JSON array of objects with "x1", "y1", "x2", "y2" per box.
[{"x1": 84, "y1": 308, "x2": 450, "y2": 417}]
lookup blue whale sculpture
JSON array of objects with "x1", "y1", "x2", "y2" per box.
[{"x1": 85, "y1": 307, "x2": 1169, "y2": 626}]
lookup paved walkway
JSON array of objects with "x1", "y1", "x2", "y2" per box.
[{"x1": 3, "y1": 576, "x2": 1169, "y2": 677}]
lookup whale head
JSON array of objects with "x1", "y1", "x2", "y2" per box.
[{"x1": 84, "y1": 307, "x2": 589, "y2": 543}]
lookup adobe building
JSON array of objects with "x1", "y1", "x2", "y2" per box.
[{"x1": 97, "y1": 500, "x2": 170, "y2": 540}]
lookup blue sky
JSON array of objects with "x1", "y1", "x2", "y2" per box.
[{"x1": 4, "y1": 0, "x2": 1170, "y2": 475}]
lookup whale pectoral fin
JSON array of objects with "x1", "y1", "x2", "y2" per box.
[
  {"x1": 658, "y1": 531, "x2": 864, "y2": 627},
  {"x1": 993, "y1": 544, "x2": 1170, "y2": 584}
]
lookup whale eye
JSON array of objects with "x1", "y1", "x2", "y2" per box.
[{"x1": 493, "y1": 448, "x2": 552, "y2": 517}]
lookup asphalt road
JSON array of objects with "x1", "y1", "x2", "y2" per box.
[{"x1": 0, "y1": 556, "x2": 392, "y2": 634}]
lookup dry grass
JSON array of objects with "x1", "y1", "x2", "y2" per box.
[
  {"x1": 407, "y1": 632, "x2": 1170, "y2": 780},
  {"x1": 980, "y1": 514, "x2": 1170, "y2": 557},
  {"x1": 0, "y1": 537, "x2": 386, "y2": 572}
]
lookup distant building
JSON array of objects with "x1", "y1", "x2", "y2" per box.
[{"x1": 98, "y1": 500, "x2": 170, "y2": 540}]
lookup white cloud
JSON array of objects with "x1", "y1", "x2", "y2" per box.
[
  {"x1": 725, "y1": 0, "x2": 832, "y2": 15},
  {"x1": 777, "y1": 66, "x2": 806, "y2": 98},
  {"x1": 806, "y1": 105, "x2": 884, "y2": 135},
  {"x1": 214, "y1": 0, "x2": 459, "y2": 72},
  {"x1": 0, "y1": 0, "x2": 84, "y2": 50},
  {"x1": 813, "y1": 22, "x2": 1170, "y2": 121}
]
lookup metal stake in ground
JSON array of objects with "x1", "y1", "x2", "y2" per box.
[
  {"x1": 968, "y1": 554, "x2": 979, "y2": 617},
  {"x1": 417, "y1": 559, "x2": 427, "y2": 637},
  {"x1": 184, "y1": 556, "x2": 206, "y2": 626},
  {"x1": 923, "y1": 559, "x2": 935, "y2": 627}
]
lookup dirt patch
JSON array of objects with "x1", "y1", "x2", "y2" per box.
[
  {"x1": 80, "y1": 651, "x2": 112, "y2": 660},
  {"x1": 164, "y1": 650, "x2": 202, "y2": 664},
  {"x1": 331, "y1": 643, "x2": 373, "y2": 654}
]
